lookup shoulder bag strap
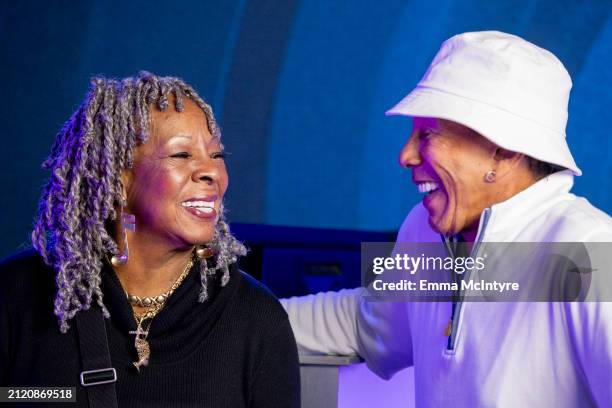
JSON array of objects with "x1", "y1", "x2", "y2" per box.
[{"x1": 75, "y1": 307, "x2": 118, "y2": 408}]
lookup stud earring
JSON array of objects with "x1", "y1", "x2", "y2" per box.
[
  {"x1": 195, "y1": 246, "x2": 215, "y2": 260},
  {"x1": 111, "y1": 210, "x2": 136, "y2": 266},
  {"x1": 484, "y1": 170, "x2": 496, "y2": 183}
]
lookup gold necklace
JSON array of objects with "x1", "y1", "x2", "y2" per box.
[
  {"x1": 128, "y1": 255, "x2": 194, "y2": 372},
  {"x1": 127, "y1": 256, "x2": 195, "y2": 308}
]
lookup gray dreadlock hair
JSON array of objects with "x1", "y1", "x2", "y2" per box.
[{"x1": 31, "y1": 71, "x2": 247, "y2": 333}]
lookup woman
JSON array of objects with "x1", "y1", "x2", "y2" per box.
[{"x1": 0, "y1": 72, "x2": 300, "y2": 407}]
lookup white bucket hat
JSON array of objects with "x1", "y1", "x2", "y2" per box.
[{"x1": 386, "y1": 31, "x2": 581, "y2": 176}]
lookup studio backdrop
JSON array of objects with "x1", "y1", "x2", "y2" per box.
[{"x1": 1, "y1": 0, "x2": 611, "y2": 258}]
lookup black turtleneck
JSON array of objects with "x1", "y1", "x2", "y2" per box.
[{"x1": 0, "y1": 249, "x2": 300, "y2": 407}]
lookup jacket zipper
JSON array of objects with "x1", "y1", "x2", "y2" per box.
[{"x1": 445, "y1": 208, "x2": 491, "y2": 351}]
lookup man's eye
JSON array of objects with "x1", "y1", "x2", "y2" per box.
[
  {"x1": 422, "y1": 130, "x2": 435, "y2": 139},
  {"x1": 211, "y1": 151, "x2": 226, "y2": 160},
  {"x1": 170, "y1": 152, "x2": 191, "y2": 158}
]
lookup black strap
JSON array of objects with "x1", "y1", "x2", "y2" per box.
[{"x1": 75, "y1": 307, "x2": 118, "y2": 408}]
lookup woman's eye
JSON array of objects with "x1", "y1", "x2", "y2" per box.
[
  {"x1": 170, "y1": 152, "x2": 191, "y2": 159},
  {"x1": 211, "y1": 151, "x2": 226, "y2": 160}
]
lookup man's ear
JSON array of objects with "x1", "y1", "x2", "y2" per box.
[{"x1": 493, "y1": 147, "x2": 524, "y2": 165}]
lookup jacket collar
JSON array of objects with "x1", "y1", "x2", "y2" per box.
[{"x1": 477, "y1": 170, "x2": 575, "y2": 242}]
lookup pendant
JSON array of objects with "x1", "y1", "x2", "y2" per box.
[
  {"x1": 133, "y1": 337, "x2": 150, "y2": 372},
  {"x1": 129, "y1": 326, "x2": 150, "y2": 372}
]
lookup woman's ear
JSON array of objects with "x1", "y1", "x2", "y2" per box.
[{"x1": 120, "y1": 169, "x2": 132, "y2": 205}]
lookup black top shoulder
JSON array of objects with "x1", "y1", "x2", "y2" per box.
[
  {"x1": 0, "y1": 249, "x2": 55, "y2": 313},
  {"x1": 0, "y1": 248, "x2": 51, "y2": 278},
  {"x1": 0, "y1": 250, "x2": 300, "y2": 407}
]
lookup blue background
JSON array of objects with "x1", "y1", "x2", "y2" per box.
[{"x1": 1, "y1": 0, "x2": 611, "y2": 258}]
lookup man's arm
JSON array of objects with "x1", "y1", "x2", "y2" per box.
[
  {"x1": 280, "y1": 204, "x2": 434, "y2": 379},
  {"x1": 564, "y1": 234, "x2": 612, "y2": 406},
  {"x1": 280, "y1": 287, "x2": 414, "y2": 380},
  {"x1": 279, "y1": 287, "x2": 363, "y2": 356},
  {"x1": 564, "y1": 300, "x2": 612, "y2": 407}
]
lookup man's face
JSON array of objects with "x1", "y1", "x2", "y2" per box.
[{"x1": 398, "y1": 117, "x2": 498, "y2": 236}]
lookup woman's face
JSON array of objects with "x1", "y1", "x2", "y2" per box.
[
  {"x1": 398, "y1": 117, "x2": 497, "y2": 236},
  {"x1": 122, "y1": 98, "x2": 227, "y2": 250}
]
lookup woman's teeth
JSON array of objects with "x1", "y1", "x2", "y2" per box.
[
  {"x1": 181, "y1": 200, "x2": 215, "y2": 213},
  {"x1": 417, "y1": 182, "x2": 439, "y2": 194}
]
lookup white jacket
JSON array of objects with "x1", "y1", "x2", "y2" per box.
[{"x1": 281, "y1": 171, "x2": 612, "y2": 407}]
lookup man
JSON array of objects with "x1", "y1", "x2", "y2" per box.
[{"x1": 281, "y1": 31, "x2": 612, "y2": 407}]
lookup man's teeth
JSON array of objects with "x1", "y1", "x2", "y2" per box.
[
  {"x1": 181, "y1": 201, "x2": 215, "y2": 209},
  {"x1": 417, "y1": 182, "x2": 439, "y2": 194}
]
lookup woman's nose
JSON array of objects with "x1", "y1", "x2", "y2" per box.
[
  {"x1": 192, "y1": 159, "x2": 218, "y2": 184},
  {"x1": 398, "y1": 132, "x2": 421, "y2": 168}
]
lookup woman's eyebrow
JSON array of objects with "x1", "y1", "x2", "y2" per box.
[
  {"x1": 167, "y1": 134, "x2": 192, "y2": 141},
  {"x1": 162, "y1": 134, "x2": 192, "y2": 147}
]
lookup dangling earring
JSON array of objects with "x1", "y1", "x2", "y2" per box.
[
  {"x1": 484, "y1": 169, "x2": 496, "y2": 183},
  {"x1": 195, "y1": 246, "x2": 215, "y2": 260},
  {"x1": 111, "y1": 206, "x2": 136, "y2": 266},
  {"x1": 196, "y1": 245, "x2": 217, "y2": 299}
]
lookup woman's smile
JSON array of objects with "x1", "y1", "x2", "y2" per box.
[{"x1": 180, "y1": 196, "x2": 218, "y2": 219}]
